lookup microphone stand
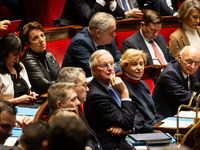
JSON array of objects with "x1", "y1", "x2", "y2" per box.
[
  {"x1": 194, "y1": 94, "x2": 200, "y2": 125},
  {"x1": 174, "y1": 91, "x2": 197, "y2": 143}
]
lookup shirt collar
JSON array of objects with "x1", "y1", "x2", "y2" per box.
[
  {"x1": 181, "y1": 69, "x2": 188, "y2": 79},
  {"x1": 140, "y1": 28, "x2": 153, "y2": 43}
]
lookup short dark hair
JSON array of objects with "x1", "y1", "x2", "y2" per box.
[
  {"x1": 48, "y1": 116, "x2": 90, "y2": 150},
  {"x1": 142, "y1": 10, "x2": 163, "y2": 26},
  {"x1": 0, "y1": 33, "x2": 22, "y2": 74},
  {"x1": 19, "y1": 21, "x2": 44, "y2": 49},
  {"x1": 20, "y1": 121, "x2": 49, "y2": 150},
  {"x1": 0, "y1": 100, "x2": 16, "y2": 120}
]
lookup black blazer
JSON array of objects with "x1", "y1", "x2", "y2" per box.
[
  {"x1": 53, "y1": 0, "x2": 125, "y2": 27},
  {"x1": 84, "y1": 78, "x2": 136, "y2": 150},
  {"x1": 152, "y1": 60, "x2": 199, "y2": 122},
  {"x1": 122, "y1": 30, "x2": 174, "y2": 65}
]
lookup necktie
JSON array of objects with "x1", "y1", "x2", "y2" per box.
[
  {"x1": 108, "y1": 87, "x2": 121, "y2": 107},
  {"x1": 185, "y1": 76, "x2": 191, "y2": 91},
  {"x1": 150, "y1": 40, "x2": 165, "y2": 65},
  {"x1": 97, "y1": 46, "x2": 104, "y2": 50},
  {"x1": 121, "y1": 0, "x2": 129, "y2": 12}
]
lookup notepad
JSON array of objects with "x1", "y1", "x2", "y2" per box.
[
  {"x1": 128, "y1": 132, "x2": 172, "y2": 144},
  {"x1": 0, "y1": 19, "x2": 21, "y2": 37}
]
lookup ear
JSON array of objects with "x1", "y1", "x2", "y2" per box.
[
  {"x1": 42, "y1": 140, "x2": 49, "y2": 150},
  {"x1": 56, "y1": 101, "x2": 62, "y2": 109},
  {"x1": 140, "y1": 21, "x2": 145, "y2": 28},
  {"x1": 96, "y1": 29, "x2": 101, "y2": 38},
  {"x1": 92, "y1": 67, "x2": 97, "y2": 76},
  {"x1": 178, "y1": 54, "x2": 181, "y2": 63}
]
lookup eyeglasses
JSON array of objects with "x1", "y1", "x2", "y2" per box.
[
  {"x1": 98, "y1": 62, "x2": 116, "y2": 69},
  {"x1": 76, "y1": 83, "x2": 88, "y2": 90},
  {"x1": 183, "y1": 58, "x2": 200, "y2": 66}
]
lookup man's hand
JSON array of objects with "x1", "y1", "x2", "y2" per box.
[
  {"x1": 0, "y1": 20, "x2": 11, "y2": 31},
  {"x1": 107, "y1": 126, "x2": 132, "y2": 135},
  {"x1": 16, "y1": 115, "x2": 33, "y2": 132},
  {"x1": 126, "y1": 9, "x2": 143, "y2": 18},
  {"x1": 110, "y1": 74, "x2": 129, "y2": 98}
]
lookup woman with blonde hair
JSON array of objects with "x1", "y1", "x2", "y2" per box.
[{"x1": 120, "y1": 49, "x2": 157, "y2": 132}]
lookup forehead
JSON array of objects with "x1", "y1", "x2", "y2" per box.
[
  {"x1": 146, "y1": 23, "x2": 162, "y2": 29},
  {"x1": 0, "y1": 111, "x2": 16, "y2": 125},
  {"x1": 97, "y1": 53, "x2": 114, "y2": 64},
  {"x1": 29, "y1": 29, "x2": 43, "y2": 37},
  {"x1": 183, "y1": 48, "x2": 200, "y2": 60}
]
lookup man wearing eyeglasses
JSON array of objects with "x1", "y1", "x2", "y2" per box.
[
  {"x1": 153, "y1": 45, "x2": 200, "y2": 122},
  {"x1": 61, "y1": 12, "x2": 122, "y2": 77},
  {"x1": 84, "y1": 50, "x2": 137, "y2": 150}
]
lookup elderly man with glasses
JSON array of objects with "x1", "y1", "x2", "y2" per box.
[
  {"x1": 153, "y1": 45, "x2": 200, "y2": 122},
  {"x1": 84, "y1": 50, "x2": 139, "y2": 150}
]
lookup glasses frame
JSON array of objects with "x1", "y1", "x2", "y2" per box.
[{"x1": 76, "y1": 83, "x2": 88, "y2": 90}]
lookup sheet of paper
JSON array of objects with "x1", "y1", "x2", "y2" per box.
[
  {"x1": 174, "y1": 111, "x2": 200, "y2": 118},
  {"x1": 159, "y1": 120, "x2": 192, "y2": 128},
  {"x1": 4, "y1": 137, "x2": 18, "y2": 147}
]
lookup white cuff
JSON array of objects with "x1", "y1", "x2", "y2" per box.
[
  {"x1": 96, "y1": 0, "x2": 105, "y2": 6},
  {"x1": 110, "y1": 1, "x2": 117, "y2": 11}
]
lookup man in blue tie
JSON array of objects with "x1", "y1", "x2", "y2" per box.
[{"x1": 84, "y1": 50, "x2": 137, "y2": 150}]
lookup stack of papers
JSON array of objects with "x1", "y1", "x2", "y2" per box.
[
  {"x1": 174, "y1": 111, "x2": 200, "y2": 119},
  {"x1": 160, "y1": 117, "x2": 193, "y2": 128}
]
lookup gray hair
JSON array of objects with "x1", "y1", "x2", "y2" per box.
[
  {"x1": 88, "y1": 12, "x2": 116, "y2": 33},
  {"x1": 178, "y1": 0, "x2": 200, "y2": 24},
  {"x1": 48, "y1": 82, "x2": 76, "y2": 112},
  {"x1": 58, "y1": 67, "x2": 85, "y2": 83}
]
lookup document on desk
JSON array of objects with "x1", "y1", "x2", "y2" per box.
[
  {"x1": 174, "y1": 111, "x2": 200, "y2": 118},
  {"x1": 159, "y1": 117, "x2": 193, "y2": 128}
]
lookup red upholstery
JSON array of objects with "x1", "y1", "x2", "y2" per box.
[
  {"x1": 143, "y1": 78, "x2": 154, "y2": 96},
  {"x1": 43, "y1": 0, "x2": 66, "y2": 27},
  {"x1": 46, "y1": 39, "x2": 71, "y2": 67},
  {"x1": 177, "y1": 1, "x2": 183, "y2": 10}
]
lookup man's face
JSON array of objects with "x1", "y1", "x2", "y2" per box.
[
  {"x1": 75, "y1": 73, "x2": 89, "y2": 104},
  {"x1": 141, "y1": 22, "x2": 162, "y2": 41},
  {"x1": 0, "y1": 111, "x2": 16, "y2": 144},
  {"x1": 92, "y1": 53, "x2": 115, "y2": 86},
  {"x1": 178, "y1": 47, "x2": 200, "y2": 75},
  {"x1": 98, "y1": 21, "x2": 116, "y2": 45},
  {"x1": 61, "y1": 89, "x2": 81, "y2": 109}
]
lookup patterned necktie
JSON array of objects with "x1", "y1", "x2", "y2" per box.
[
  {"x1": 121, "y1": 0, "x2": 129, "y2": 12},
  {"x1": 150, "y1": 40, "x2": 165, "y2": 65},
  {"x1": 108, "y1": 87, "x2": 121, "y2": 107}
]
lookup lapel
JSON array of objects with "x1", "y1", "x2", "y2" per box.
[
  {"x1": 92, "y1": 78, "x2": 121, "y2": 109},
  {"x1": 179, "y1": 27, "x2": 190, "y2": 46},
  {"x1": 137, "y1": 31, "x2": 153, "y2": 65}
]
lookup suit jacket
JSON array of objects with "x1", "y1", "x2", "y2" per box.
[
  {"x1": 78, "y1": 109, "x2": 102, "y2": 150},
  {"x1": 169, "y1": 26, "x2": 200, "y2": 60},
  {"x1": 53, "y1": 0, "x2": 125, "y2": 27},
  {"x1": 61, "y1": 28, "x2": 122, "y2": 77},
  {"x1": 152, "y1": 60, "x2": 199, "y2": 122},
  {"x1": 0, "y1": 144, "x2": 9, "y2": 150},
  {"x1": 122, "y1": 30, "x2": 174, "y2": 65},
  {"x1": 116, "y1": 0, "x2": 139, "y2": 10},
  {"x1": 84, "y1": 78, "x2": 136, "y2": 150}
]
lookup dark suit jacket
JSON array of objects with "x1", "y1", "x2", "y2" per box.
[
  {"x1": 84, "y1": 78, "x2": 135, "y2": 150},
  {"x1": 61, "y1": 28, "x2": 122, "y2": 77},
  {"x1": 0, "y1": 144, "x2": 9, "y2": 150},
  {"x1": 78, "y1": 109, "x2": 102, "y2": 150},
  {"x1": 53, "y1": 0, "x2": 125, "y2": 27},
  {"x1": 122, "y1": 30, "x2": 174, "y2": 66},
  {"x1": 152, "y1": 60, "x2": 199, "y2": 122}
]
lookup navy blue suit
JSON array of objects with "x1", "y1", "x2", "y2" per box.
[
  {"x1": 122, "y1": 30, "x2": 174, "y2": 66},
  {"x1": 84, "y1": 78, "x2": 136, "y2": 150},
  {"x1": 152, "y1": 60, "x2": 199, "y2": 122},
  {"x1": 61, "y1": 28, "x2": 122, "y2": 77},
  {"x1": 53, "y1": 0, "x2": 125, "y2": 27}
]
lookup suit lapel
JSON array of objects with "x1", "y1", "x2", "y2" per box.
[
  {"x1": 137, "y1": 31, "x2": 153, "y2": 65},
  {"x1": 179, "y1": 28, "x2": 190, "y2": 46}
]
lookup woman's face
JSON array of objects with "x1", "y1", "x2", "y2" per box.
[
  {"x1": 184, "y1": 8, "x2": 200, "y2": 29},
  {"x1": 4, "y1": 51, "x2": 20, "y2": 68},
  {"x1": 123, "y1": 56, "x2": 145, "y2": 79},
  {"x1": 26, "y1": 29, "x2": 46, "y2": 53}
]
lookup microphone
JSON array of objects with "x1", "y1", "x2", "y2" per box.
[{"x1": 174, "y1": 82, "x2": 200, "y2": 143}]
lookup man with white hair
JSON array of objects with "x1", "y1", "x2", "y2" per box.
[
  {"x1": 84, "y1": 50, "x2": 136, "y2": 150},
  {"x1": 153, "y1": 45, "x2": 200, "y2": 122},
  {"x1": 61, "y1": 12, "x2": 122, "y2": 77}
]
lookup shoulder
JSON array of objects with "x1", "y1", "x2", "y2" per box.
[{"x1": 171, "y1": 28, "x2": 184, "y2": 37}]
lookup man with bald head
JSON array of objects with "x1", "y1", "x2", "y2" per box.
[{"x1": 153, "y1": 45, "x2": 200, "y2": 122}]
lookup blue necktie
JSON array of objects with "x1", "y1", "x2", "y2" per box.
[
  {"x1": 121, "y1": 0, "x2": 129, "y2": 12},
  {"x1": 108, "y1": 87, "x2": 121, "y2": 107}
]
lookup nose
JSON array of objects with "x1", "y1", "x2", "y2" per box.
[
  {"x1": 76, "y1": 98, "x2": 81, "y2": 106},
  {"x1": 190, "y1": 62, "x2": 195, "y2": 69},
  {"x1": 8, "y1": 129, "x2": 12, "y2": 136},
  {"x1": 86, "y1": 86, "x2": 89, "y2": 92}
]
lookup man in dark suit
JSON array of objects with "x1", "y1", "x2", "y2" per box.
[
  {"x1": 53, "y1": 0, "x2": 125, "y2": 27},
  {"x1": 153, "y1": 45, "x2": 200, "y2": 122},
  {"x1": 84, "y1": 50, "x2": 136, "y2": 150},
  {"x1": 122, "y1": 10, "x2": 174, "y2": 66},
  {"x1": 61, "y1": 12, "x2": 122, "y2": 77},
  {"x1": 57, "y1": 67, "x2": 102, "y2": 150}
]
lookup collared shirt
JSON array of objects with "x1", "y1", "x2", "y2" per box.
[
  {"x1": 181, "y1": 69, "x2": 191, "y2": 91},
  {"x1": 98, "y1": 81, "x2": 131, "y2": 101},
  {"x1": 92, "y1": 40, "x2": 99, "y2": 50},
  {"x1": 140, "y1": 29, "x2": 168, "y2": 65},
  {"x1": 96, "y1": 0, "x2": 117, "y2": 11},
  {"x1": 117, "y1": 0, "x2": 131, "y2": 11}
]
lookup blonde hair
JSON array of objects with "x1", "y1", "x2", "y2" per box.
[
  {"x1": 48, "y1": 108, "x2": 79, "y2": 125},
  {"x1": 120, "y1": 49, "x2": 147, "y2": 73}
]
